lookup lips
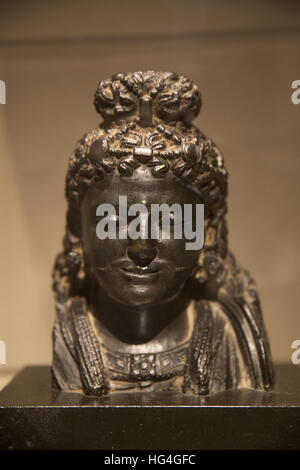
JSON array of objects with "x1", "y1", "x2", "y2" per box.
[
  {"x1": 121, "y1": 270, "x2": 160, "y2": 283},
  {"x1": 118, "y1": 260, "x2": 161, "y2": 281}
]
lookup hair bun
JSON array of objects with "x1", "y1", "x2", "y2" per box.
[{"x1": 94, "y1": 71, "x2": 201, "y2": 126}]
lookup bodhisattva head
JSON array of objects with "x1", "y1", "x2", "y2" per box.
[
  {"x1": 52, "y1": 71, "x2": 273, "y2": 397},
  {"x1": 54, "y1": 71, "x2": 227, "y2": 308}
]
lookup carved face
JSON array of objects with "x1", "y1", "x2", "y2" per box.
[{"x1": 81, "y1": 166, "x2": 203, "y2": 306}]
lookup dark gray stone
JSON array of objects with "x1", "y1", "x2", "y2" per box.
[{"x1": 0, "y1": 364, "x2": 299, "y2": 450}]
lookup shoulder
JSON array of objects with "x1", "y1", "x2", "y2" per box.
[{"x1": 196, "y1": 250, "x2": 274, "y2": 393}]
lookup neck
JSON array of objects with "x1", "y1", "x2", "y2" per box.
[{"x1": 88, "y1": 282, "x2": 191, "y2": 346}]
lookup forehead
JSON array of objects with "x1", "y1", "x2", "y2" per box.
[{"x1": 83, "y1": 166, "x2": 200, "y2": 206}]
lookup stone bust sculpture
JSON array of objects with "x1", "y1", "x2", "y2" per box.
[{"x1": 52, "y1": 71, "x2": 274, "y2": 396}]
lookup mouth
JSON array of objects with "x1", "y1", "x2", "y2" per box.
[
  {"x1": 119, "y1": 261, "x2": 161, "y2": 282},
  {"x1": 120, "y1": 270, "x2": 160, "y2": 282}
]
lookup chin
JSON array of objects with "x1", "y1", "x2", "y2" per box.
[
  {"x1": 104, "y1": 281, "x2": 157, "y2": 304},
  {"x1": 111, "y1": 284, "x2": 178, "y2": 307},
  {"x1": 113, "y1": 291, "x2": 161, "y2": 307}
]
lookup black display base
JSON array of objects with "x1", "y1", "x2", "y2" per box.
[{"x1": 0, "y1": 365, "x2": 300, "y2": 450}]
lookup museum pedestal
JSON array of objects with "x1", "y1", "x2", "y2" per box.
[{"x1": 0, "y1": 364, "x2": 300, "y2": 450}]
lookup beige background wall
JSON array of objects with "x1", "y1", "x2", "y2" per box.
[{"x1": 0, "y1": 0, "x2": 299, "y2": 377}]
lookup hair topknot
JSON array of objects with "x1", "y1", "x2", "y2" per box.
[{"x1": 93, "y1": 71, "x2": 202, "y2": 125}]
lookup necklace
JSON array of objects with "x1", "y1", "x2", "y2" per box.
[{"x1": 101, "y1": 341, "x2": 189, "y2": 382}]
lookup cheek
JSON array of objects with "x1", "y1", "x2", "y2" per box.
[
  {"x1": 82, "y1": 225, "x2": 127, "y2": 268},
  {"x1": 158, "y1": 238, "x2": 200, "y2": 269}
]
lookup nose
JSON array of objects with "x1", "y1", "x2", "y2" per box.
[{"x1": 127, "y1": 240, "x2": 157, "y2": 267}]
